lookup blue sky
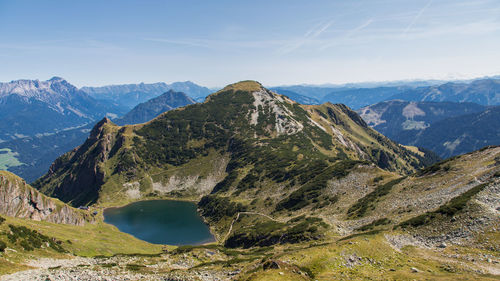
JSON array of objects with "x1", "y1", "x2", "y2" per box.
[{"x1": 0, "y1": 0, "x2": 499, "y2": 87}]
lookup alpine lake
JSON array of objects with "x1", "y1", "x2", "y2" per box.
[{"x1": 103, "y1": 200, "x2": 215, "y2": 245}]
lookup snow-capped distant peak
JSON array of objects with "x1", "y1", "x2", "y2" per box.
[{"x1": 0, "y1": 77, "x2": 79, "y2": 101}]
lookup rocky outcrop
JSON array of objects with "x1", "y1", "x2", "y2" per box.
[{"x1": 0, "y1": 171, "x2": 89, "y2": 225}]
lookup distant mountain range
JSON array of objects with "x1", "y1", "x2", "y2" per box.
[
  {"x1": 275, "y1": 78, "x2": 500, "y2": 109},
  {"x1": 358, "y1": 100, "x2": 500, "y2": 158},
  {"x1": 270, "y1": 79, "x2": 445, "y2": 102},
  {"x1": 393, "y1": 79, "x2": 500, "y2": 105},
  {"x1": 114, "y1": 90, "x2": 195, "y2": 125},
  {"x1": 0, "y1": 77, "x2": 126, "y2": 142},
  {"x1": 0, "y1": 88, "x2": 196, "y2": 182},
  {"x1": 2, "y1": 76, "x2": 500, "y2": 182},
  {"x1": 403, "y1": 106, "x2": 500, "y2": 158},
  {"x1": 82, "y1": 81, "x2": 211, "y2": 109},
  {"x1": 268, "y1": 88, "x2": 320, "y2": 104},
  {"x1": 321, "y1": 87, "x2": 408, "y2": 109}
]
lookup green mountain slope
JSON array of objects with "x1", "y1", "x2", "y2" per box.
[{"x1": 34, "y1": 81, "x2": 430, "y2": 206}]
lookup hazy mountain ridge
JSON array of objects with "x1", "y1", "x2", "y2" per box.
[
  {"x1": 0, "y1": 87, "x2": 197, "y2": 182},
  {"x1": 269, "y1": 88, "x2": 320, "y2": 105},
  {"x1": 357, "y1": 100, "x2": 500, "y2": 158},
  {"x1": 276, "y1": 78, "x2": 500, "y2": 110},
  {"x1": 0, "y1": 77, "x2": 126, "y2": 141},
  {"x1": 405, "y1": 106, "x2": 500, "y2": 158},
  {"x1": 393, "y1": 78, "x2": 500, "y2": 105},
  {"x1": 114, "y1": 90, "x2": 195, "y2": 126},
  {"x1": 321, "y1": 86, "x2": 408, "y2": 109},
  {"x1": 82, "y1": 81, "x2": 211, "y2": 109}
]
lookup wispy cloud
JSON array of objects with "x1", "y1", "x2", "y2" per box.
[
  {"x1": 143, "y1": 37, "x2": 285, "y2": 51},
  {"x1": 402, "y1": 0, "x2": 434, "y2": 36},
  {"x1": 143, "y1": 38, "x2": 212, "y2": 48},
  {"x1": 319, "y1": 18, "x2": 374, "y2": 50},
  {"x1": 278, "y1": 20, "x2": 334, "y2": 54}
]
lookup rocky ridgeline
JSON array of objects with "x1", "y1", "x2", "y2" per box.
[{"x1": 0, "y1": 171, "x2": 89, "y2": 225}]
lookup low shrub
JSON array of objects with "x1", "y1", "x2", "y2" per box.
[
  {"x1": 355, "y1": 218, "x2": 391, "y2": 231},
  {"x1": 399, "y1": 183, "x2": 488, "y2": 228},
  {"x1": 347, "y1": 177, "x2": 405, "y2": 218},
  {"x1": 198, "y1": 195, "x2": 247, "y2": 221}
]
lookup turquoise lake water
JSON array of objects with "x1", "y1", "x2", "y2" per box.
[{"x1": 103, "y1": 200, "x2": 215, "y2": 245}]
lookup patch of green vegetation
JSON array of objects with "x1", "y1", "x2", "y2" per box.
[
  {"x1": 211, "y1": 170, "x2": 238, "y2": 193},
  {"x1": 276, "y1": 160, "x2": 362, "y2": 211},
  {"x1": 416, "y1": 156, "x2": 459, "y2": 176},
  {"x1": 173, "y1": 244, "x2": 220, "y2": 254},
  {"x1": 225, "y1": 216, "x2": 328, "y2": 248},
  {"x1": 0, "y1": 148, "x2": 24, "y2": 170},
  {"x1": 126, "y1": 263, "x2": 145, "y2": 271},
  {"x1": 100, "y1": 263, "x2": 118, "y2": 268},
  {"x1": 399, "y1": 183, "x2": 488, "y2": 228},
  {"x1": 347, "y1": 177, "x2": 406, "y2": 218},
  {"x1": 236, "y1": 172, "x2": 260, "y2": 192},
  {"x1": 372, "y1": 175, "x2": 384, "y2": 183},
  {"x1": 1, "y1": 215, "x2": 162, "y2": 257},
  {"x1": 0, "y1": 215, "x2": 5, "y2": 225},
  {"x1": 295, "y1": 264, "x2": 315, "y2": 278},
  {"x1": 6, "y1": 224, "x2": 65, "y2": 252},
  {"x1": 355, "y1": 218, "x2": 391, "y2": 231},
  {"x1": 337, "y1": 230, "x2": 382, "y2": 242},
  {"x1": 198, "y1": 195, "x2": 247, "y2": 222},
  {"x1": 0, "y1": 240, "x2": 6, "y2": 252}
]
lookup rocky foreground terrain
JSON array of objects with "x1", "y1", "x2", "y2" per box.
[{"x1": 0, "y1": 171, "x2": 90, "y2": 225}]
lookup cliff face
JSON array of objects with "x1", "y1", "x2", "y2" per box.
[{"x1": 0, "y1": 171, "x2": 89, "y2": 225}]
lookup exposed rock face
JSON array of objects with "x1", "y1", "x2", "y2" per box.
[
  {"x1": 0, "y1": 171, "x2": 88, "y2": 225},
  {"x1": 38, "y1": 117, "x2": 114, "y2": 207}
]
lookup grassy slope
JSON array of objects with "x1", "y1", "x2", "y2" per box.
[{"x1": 0, "y1": 214, "x2": 163, "y2": 275}]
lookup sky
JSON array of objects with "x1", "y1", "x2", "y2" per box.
[{"x1": 0, "y1": 0, "x2": 499, "y2": 87}]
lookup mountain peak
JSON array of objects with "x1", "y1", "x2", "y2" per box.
[
  {"x1": 48, "y1": 76, "x2": 65, "y2": 82},
  {"x1": 89, "y1": 117, "x2": 115, "y2": 139},
  {"x1": 221, "y1": 80, "x2": 263, "y2": 93}
]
